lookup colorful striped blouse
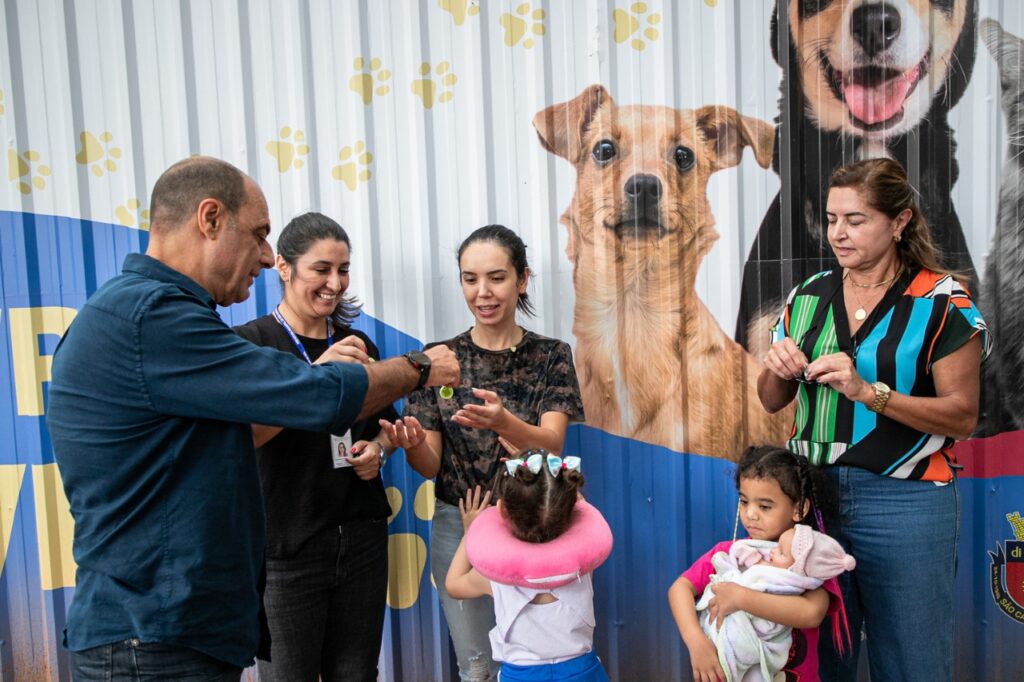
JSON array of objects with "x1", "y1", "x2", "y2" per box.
[{"x1": 771, "y1": 267, "x2": 990, "y2": 482}]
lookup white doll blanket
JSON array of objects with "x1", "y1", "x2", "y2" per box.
[{"x1": 695, "y1": 539, "x2": 824, "y2": 682}]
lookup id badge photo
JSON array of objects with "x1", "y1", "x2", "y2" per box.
[{"x1": 329, "y1": 432, "x2": 353, "y2": 469}]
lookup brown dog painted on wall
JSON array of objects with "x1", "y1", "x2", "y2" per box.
[{"x1": 533, "y1": 84, "x2": 793, "y2": 459}]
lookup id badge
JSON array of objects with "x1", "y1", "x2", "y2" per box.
[{"x1": 330, "y1": 432, "x2": 353, "y2": 469}]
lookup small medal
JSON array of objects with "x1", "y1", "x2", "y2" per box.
[{"x1": 439, "y1": 385, "x2": 454, "y2": 400}]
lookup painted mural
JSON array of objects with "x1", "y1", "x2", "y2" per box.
[{"x1": 1, "y1": 1, "x2": 1022, "y2": 680}]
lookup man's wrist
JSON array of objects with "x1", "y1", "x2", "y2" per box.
[{"x1": 402, "y1": 350, "x2": 431, "y2": 390}]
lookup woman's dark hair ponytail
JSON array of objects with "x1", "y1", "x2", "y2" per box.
[
  {"x1": 457, "y1": 224, "x2": 536, "y2": 317},
  {"x1": 276, "y1": 212, "x2": 362, "y2": 327}
]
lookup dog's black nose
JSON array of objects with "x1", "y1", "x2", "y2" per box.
[
  {"x1": 625, "y1": 174, "x2": 662, "y2": 205},
  {"x1": 851, "y1": 3, "x2": 901, "y2": 58}
]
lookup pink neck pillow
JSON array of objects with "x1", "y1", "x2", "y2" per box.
[{"x1": 465, "y1": 499, "x2": 613, "y2": 588}]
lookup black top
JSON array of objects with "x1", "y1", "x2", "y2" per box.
[
  {"x1": 235, "y1": 314, "x2": 396, "y2": 558},
  {"x1": 403, "y1": 329, "x2": 585, "y2": 506}
]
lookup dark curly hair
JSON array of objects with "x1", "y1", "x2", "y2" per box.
[
  {"x1": 734, "y1": 445, "x2": 836, "y2": 529},
  {"x1": 500, "y1": 448, "x2": 584, "y2": 543}
]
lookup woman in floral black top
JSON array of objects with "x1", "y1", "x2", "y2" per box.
[{"x1": 380, "y1": 225, "x2": 584, "y2": 682}]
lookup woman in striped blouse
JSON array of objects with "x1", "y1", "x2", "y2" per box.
[{"x1": 757, "y1": 158, "x2": 988, "y2": 682}]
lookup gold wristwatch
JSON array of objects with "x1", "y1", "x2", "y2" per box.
[{"x1": 868, "y1": 381, "x2": 891, "y2": 414}]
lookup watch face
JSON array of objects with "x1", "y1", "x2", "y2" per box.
[{"x1": 406, "y1": 350, "x2": 430, "y2": 368}]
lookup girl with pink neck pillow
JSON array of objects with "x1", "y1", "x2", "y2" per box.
[{"x1": 446, "y1": 449, "x2": 612, "y2": 682}]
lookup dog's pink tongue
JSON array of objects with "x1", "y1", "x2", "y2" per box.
[{"x1": 842, "y1": 71, "x2": 915, "y2": 125}]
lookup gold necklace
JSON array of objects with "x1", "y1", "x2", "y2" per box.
[
  {"x1": 847, "y1": 270, "x2": 900, "y2": 288},
  {"x1": 844, "y1": 267, "x2": 901, "y2": 321},
  {"x1": 471, "y1": 326, "x2": 524, "y2": 352}
]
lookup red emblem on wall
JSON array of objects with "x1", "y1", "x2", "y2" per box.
[{"x1": 990, "y1": 512, "x2": 1024, "y2": 624}]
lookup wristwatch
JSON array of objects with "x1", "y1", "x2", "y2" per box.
[
  {"x1": 868, "y1": 381, "x2": 891, "y2": 414},
  {"x1": 374, "y1": 440, "x2": 389, "y2": 468},
  {"x1": 403, "y1": 350, "x2": 432, "y2": 390}
]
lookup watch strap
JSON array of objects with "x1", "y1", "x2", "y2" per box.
[
  {"x1": 404, "y1": 351, "x2": 431, "y2": 390},
  {"x1": 868, "y1": 381, "x2": 891, "y2": 414}
]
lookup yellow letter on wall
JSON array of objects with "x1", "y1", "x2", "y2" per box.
[
  {"x1": 32, "y1": 463, "x2": 76, "y2": 590},
  {"x1": 0, "y1": 465, "x2": 27, "y2": 578},
  {"x1": 9, "y1": 307, "x2": 77, "y2": 416}
]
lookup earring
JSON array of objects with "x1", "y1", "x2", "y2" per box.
[
  {"x1": 732, "y1": 499, "x2": 741, "y2": 542},
  {"x1": 894, "y1": 232, "x2": 902, "y2": 242}
]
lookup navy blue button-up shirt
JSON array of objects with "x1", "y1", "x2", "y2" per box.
[{"x1": 46, "y1": 253, "x2": 368, "y2": 667}]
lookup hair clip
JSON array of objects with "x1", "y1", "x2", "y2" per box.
[
  {"x1": 505, "y1": 453, "x2": 543, "y2": 476},
  {"x1": 545, "y1": 454, "x2": 581, "y2": 477}
]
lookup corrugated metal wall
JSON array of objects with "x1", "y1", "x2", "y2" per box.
[{"x1": 1, "y1": 0, "x2": 1022, "y2": 679}]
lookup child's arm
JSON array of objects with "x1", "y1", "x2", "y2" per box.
[
  {"x1": 444, "y1": 484, "x2": 494, "y2": 600},
  {"x1": 445, "y1": 535, "x2": 493, "y2": 599},
  {"x1": 706, "y1": 582, "x2": 829, "y2": 629},
  {"x1": 668, "y1": 576, "x2": 725, "y2": 682}
]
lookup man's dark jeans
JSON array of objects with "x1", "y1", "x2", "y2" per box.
[{"x1": 70, "y1": 640, "x2": 241, "y2": 681}]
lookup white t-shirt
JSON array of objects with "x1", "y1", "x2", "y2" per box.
[{"x1": 489, "y1": 573, "x2": 596, "y2": 666}]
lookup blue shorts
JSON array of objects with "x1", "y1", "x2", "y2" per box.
[{"x1": 498, "y1": 650, "x2": 608, "y2": 681}]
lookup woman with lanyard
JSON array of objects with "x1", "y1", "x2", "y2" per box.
[
  {"x1": 758, "y1": 159, "x2": 989, "y2": 681},
  {"x1": 379, "y1": 224, "x2": 585, "y2": 682},
  {"x1": 234, "y1": 212, "x2": 397, "y2": 682}
]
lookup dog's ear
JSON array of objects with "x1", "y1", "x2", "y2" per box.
[
  {"x1": 695, "y1": 106, "x2": 775, "y2": 171},
  {"x1": 533, "y1": 84, "x2": 612, "y2": 163}
]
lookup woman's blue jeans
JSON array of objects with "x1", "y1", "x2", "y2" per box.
[
  {"x1": 431, "y1": 499, "x2": 500, "y2": 682},
  {"x1": 818, "y1": 465, "x2": 960, "y2": 682}
]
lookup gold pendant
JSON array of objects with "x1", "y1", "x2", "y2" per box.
[{"x1": 855, "y1": 308, "x2": 867, "y2": 321}]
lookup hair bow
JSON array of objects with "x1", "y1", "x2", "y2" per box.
[
  {"x1": 546, "y1": 455, "x2": 581, "y2": 477},
  {"x1": 505, "y1": 453, "x2": 543, "y2": 475}
]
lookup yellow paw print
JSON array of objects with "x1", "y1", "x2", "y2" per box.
[
  {"x1": 75, "y1": 131, "x2": 122, "y2": 177},
  {"x1": 438, "y1": 0, "x2": 479, "y2": 26},
  {"x1": 705, "y1": 0, "x2": 718, "y2": 5},
  {"x1": 0, "y1": 89, "x2": 5, "y2": 115},
  {"x1": 332, "y1": 141, "x2": 373, "y2": 191},
  {"x1": 500, "y1": 3, "x2": 546, "y2": 49},
  {"x1": 266, "y1": 127, "x2": 310, "y2": 173},
  {"x1": 613, "y1": 2, "x2": 662, "y2": 51},
  {"x1": 411, "y1": 62, "x2": 457, "y2": 110},
  {"x1": 349, "y1": 57, "x2": 391, "y2": 105},
  {"x1": 115, "y1": 198, "x2": 150, "y2": 230},
  {"x1": 7, "y1": 149, "x2": 51, "y2": 194},
  {"x1": 385, "y1": 481, "x2": 435, "y2": 609}
]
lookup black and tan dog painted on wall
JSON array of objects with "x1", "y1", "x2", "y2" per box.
[
  {"x1": 736, "y1": 0, "x2": 979, "y2": 355},
  {"x1": 533, "y1": 85, "x2": 793, "y2": 460}
]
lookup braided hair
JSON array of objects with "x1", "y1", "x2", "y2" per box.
[{"x1": 734, "y1": 445, "x2": 836, "y2": 530}]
